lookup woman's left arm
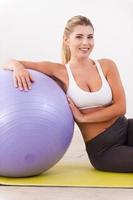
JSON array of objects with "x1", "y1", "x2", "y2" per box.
[{"x1": 68, "y1": 59, "x2": 126, "y2": 123}]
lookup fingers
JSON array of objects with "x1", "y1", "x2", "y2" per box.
[
  {"x1": 67, "y1": 97, "x2": 73, "y2": 104},
  {"x1": 25, "y1": 76, "x2": 32, "y2": 90},
  {"x1": 29, "y1": 74, "x2": 35, "y2": 83},
  {"x1": 67, "y1": 97, "x2": 77, "y2": 111},
  {"x1": 13, "y1": 76, "x2": 18, "y2": 88},
  {"x1": 67, "y1": 97, "x2": 83, "y2": 123},
  {"x1": 13, "y1": 73, "x2": 34, "y2": 91},
  {"x1": 67, "y1": 97, "x2": 75, "y2": 107}
]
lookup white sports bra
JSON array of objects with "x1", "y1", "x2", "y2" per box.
[{"x1": 65, "y1": 60, "x2": 112, "y2": 110}]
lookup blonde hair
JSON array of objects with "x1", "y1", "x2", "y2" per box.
[{"x1": 61, "y1": 15, "x2": 94, "y2": 64}]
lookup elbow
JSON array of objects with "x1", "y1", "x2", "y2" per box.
[
  {"x1": 117, "y1": 104, "x2": 126, "y2": 117},
  {"x1": 3, "y1": 59, "x2": 16, "y2": 70},
  {"x1": 119, "y1": 109, "x2": 126, "y2": 116}
]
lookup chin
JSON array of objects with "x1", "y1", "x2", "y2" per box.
[
  {"x1": 79, "y1": 51, "x2": 91, "y2": 58},
  {"x1": 79, "y1": 54, "x2": 89, "y2": 60}
]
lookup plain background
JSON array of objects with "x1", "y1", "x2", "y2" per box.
[{"x1": 0, "y1": 0, "x2": 133, "y2": 116}]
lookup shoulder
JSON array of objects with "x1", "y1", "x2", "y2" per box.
[
  {"x1": 98, "y1": 58, "x2": 117, "y2": 68},
  {"x1": 97, "y1": 58, "x2": 119, "y2": 75}
]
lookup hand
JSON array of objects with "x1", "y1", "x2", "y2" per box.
[
  {"x1": 67, "y1": 97, "x2": 85, "y2": 123},
  {"x1": 13, "y1": 66, "x2": 34, "y2": 91}
]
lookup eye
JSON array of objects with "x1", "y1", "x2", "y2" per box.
[
  {"x1": 88, "y1": 35, "x2": 93, "y2": 39},
  {"x1": 75, "y1": 35, "x2": 82, "y2": 39}
]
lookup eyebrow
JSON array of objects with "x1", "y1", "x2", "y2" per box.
[{"x1": 75, "y1": 33, "x2": 94, "y2": 36}]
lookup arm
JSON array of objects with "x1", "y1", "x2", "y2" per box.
[
  {"x1": 4, "y1": 59, "x2": 61, "y2": 75},
  {"x1": 4, "y1": 59, "x2": 62, "y2": 91},
  {"x1": 68, "y1": 59, "x2": 126, "y2": 123}
]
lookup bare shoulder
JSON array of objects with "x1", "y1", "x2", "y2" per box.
[
  {"x1": 98, "y1": 58, "x2": 119, "y2": 75},
  {"x1": 55, "y1": 62, "x2": 66, "y2": 69}
]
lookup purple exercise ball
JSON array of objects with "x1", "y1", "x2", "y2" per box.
[{"x1": 0, "y1": 69, "x2": 74, "y2": 177}]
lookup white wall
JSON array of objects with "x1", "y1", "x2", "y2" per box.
[{"x1": 0, "y1": 0, "x2": 133, "y2": 116}]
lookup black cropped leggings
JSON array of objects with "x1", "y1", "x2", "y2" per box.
[{"x1": 85, "y1": 116, "x2": 133, "y2": 172}]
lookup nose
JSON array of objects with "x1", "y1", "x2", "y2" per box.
[{"x1": 82, "y1": 37, "x2": 88, "y2": 45}]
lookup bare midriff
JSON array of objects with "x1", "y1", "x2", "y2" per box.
[{"x1": 77, "y1": 107, "x2": 119, "y2": 142}]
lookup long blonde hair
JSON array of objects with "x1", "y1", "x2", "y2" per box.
[{"x1": 61, "y1": 15, "x2": 94, "y2": 64}]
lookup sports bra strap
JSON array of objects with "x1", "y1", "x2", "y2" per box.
[
  {"x1": 65, "y1": 64, "x2": 76, "y2": 84},
  {"x1": 94, "y1": 60, "x2": 105, "y2": 81}
]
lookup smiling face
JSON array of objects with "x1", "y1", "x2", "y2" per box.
[{"x1": 65, "y1": 25, "x2": 94, "y2": 61}]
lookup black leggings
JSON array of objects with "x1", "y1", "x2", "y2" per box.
[{"x1": 85, "y1": 116, "x2": 133, "y2": 172}]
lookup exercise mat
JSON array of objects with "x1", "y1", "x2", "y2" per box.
[{"x1": 0, "y1": 162, "x2": 133, "y2": 188}]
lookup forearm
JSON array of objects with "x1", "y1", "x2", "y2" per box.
[
  {"x1": 3, "y1": 59, "x2": 42, "y2": 73},
  {"x1": 3, "y1": 59, "x2": 55, "y2": 75},
  {"x1": 82, "y1": 103, "x2": 126, "y2": 123}
]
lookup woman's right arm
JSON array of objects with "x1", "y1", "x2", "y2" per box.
[{"x1": 3, "y1": 59, "x2": 61, "y2": 91}]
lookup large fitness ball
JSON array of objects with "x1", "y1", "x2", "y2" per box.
[{"x1": 0, "y1": 69, "x2": 74, "y2": 177}]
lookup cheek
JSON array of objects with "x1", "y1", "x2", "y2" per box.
[
  {"x1": 90, "y1": 43, "x2": 94, "y2": 50},
  {"x1": 69, "y1": 43, "x2": 79, "y2": 51},
  {"x1": 90, "y1": 40, "x2": 94, "y2": 47},
  {"x1": 69, "y1": 38, "x2": 80, "y2": 46}
]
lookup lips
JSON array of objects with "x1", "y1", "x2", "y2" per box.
[
  {"x1": 79, "y1": 48, "x2": 89, "y2": 50},
  {"x1": 79, "y1": 48, "x2": 89, "y2": 53}
]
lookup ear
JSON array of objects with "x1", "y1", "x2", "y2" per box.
[{"x1": 63, "y1": 36, "x2": 70, "y2": 46}]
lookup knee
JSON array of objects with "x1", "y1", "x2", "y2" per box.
[
  {"x1": 89, "y1": 156, "x2": 106, "y2": 171},
  {"x1": 89, "y1": 155, "x2": 118, "y2": 172}
]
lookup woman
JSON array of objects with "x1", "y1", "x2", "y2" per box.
[{"x1": 4, "y1": 15, "x2": 133, "y2": 172}]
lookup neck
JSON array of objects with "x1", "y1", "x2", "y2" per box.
[{"x1": 69, "y1": 57, "x2": 93, "y2": 66}]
